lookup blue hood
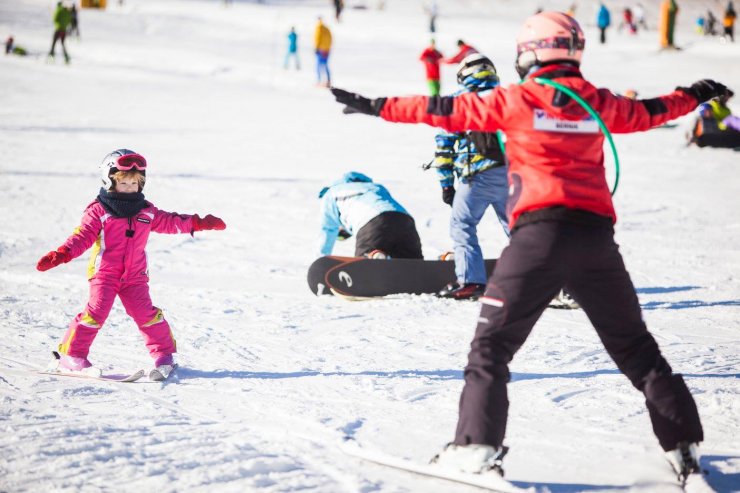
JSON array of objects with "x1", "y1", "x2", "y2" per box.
[{"x1": 319, "y1": 171, "x2": 373, "y2": 198}]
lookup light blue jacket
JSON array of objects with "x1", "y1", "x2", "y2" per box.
[{"x1": 318, "y1": 172, "x2": 410, "y2": 256}]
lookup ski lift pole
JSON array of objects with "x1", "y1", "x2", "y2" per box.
[{"x1": 533, "y1": 77, "x2": 621, "y2": 196}]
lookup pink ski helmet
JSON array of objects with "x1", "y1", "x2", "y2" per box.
[{"x1": 515, "y1": 12, "x2": 585, "y2": 79}]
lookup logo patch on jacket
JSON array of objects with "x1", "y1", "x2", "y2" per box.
[
  {"x1": 136, "y1": 217, "x2": 151, "y2": 224},
  {"x1": 533, "y1": 110, "x2": 599, "y2": 134}
]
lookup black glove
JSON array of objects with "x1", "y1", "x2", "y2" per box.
[
  {"x1": 337, "y1": 228, "x2": 351, "y2": 241},
  {"x1": 442, "y1": 186, "x2": 455, "y2": 206},
  {"x1": 676, "y1": 79, "x2": 733, "y2": 103},
  {"x1": 331, "y1": 87, "x2": 387, "y2": 116}
]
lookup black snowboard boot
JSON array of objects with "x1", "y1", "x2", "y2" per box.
[{"x1": 438, "y1": 282, "x2": 486, "y2": 300}]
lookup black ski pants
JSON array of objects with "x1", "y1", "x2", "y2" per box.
[
  {"x1": 453, "y1": 219, "x2": 703, "y2": 452},
  {"x1": 354, "y1": 211, "x2": 423, "y2": 259},
  {"x1": 49, "y1": 29, "x2": 69, "y2": 59}
]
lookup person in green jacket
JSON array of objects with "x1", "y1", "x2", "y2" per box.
[{"x1": 49, "y1": 2, "x2": 71, "y2": 63}]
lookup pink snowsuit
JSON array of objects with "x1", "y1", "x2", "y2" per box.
[{"x1": 58, "y1": 200, "x2": 195, "y2": 363}]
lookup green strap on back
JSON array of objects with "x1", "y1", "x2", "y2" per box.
[{"x1": 532, "y1": 77, "x2": 620, "y2": 196}]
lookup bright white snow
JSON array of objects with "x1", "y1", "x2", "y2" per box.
[{"x1": 1, "y1": 1, "x2": 739, "y2": 492}]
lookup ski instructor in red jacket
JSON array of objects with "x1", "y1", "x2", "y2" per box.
[{"x1": 331, "y1": 11, "x2": 731, "y2": 484}]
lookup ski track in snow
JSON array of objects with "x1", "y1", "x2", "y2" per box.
[{"x1": 2, "y1": 0, "x2": 739, "y2": 492}]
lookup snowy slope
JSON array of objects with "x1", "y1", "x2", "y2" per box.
[{"x1": 1, "y1": 0, "x2": 739, "y2": 492}]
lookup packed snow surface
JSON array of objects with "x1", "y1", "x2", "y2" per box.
[{"x1": 1, "y1": 0, "x2": 739, "y2": 492}]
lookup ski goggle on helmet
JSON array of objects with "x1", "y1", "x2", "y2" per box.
[
  {"x1": 456, "y1": 53, "x2": 499, "y2": 86},
  {"x1": 100, "y1": 149, "x2": 147, "y2": 190},
  {"x1": 515, "y1": 11, "x2": 585, "y2": 79}
]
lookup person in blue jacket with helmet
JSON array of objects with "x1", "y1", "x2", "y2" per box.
[
  {"x1": 431, "y1": 53, "x2": 510, "y2": 300},
  {"x1": 318, "y1": 172, "x2": 423, "y2": 259}
]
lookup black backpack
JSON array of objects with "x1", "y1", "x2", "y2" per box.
[{"x1": 468, "y1": 131, "x2": 506, "y2": 163}]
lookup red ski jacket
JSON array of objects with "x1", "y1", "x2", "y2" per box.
[
  {"x1": 379, "y1": 64, "x2": 698, "y2": 229},
  {"x1": 419, "y1": 47, "x2": 443, "y2": 80}
]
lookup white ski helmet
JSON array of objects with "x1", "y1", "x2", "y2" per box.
[
  {"x1": 456, "y1": 53, "x2": 498, "y2": 86},
  {"x1": 99, "y1": 149, "x2": 147, "y2": 190}
]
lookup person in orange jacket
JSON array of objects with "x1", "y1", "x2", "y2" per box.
[
  {"x1": 330, "y1": 10, "x2": 732, "y2": 483},
  {"x1": 723, "y1": 1, "x2": 737, "y2": 42}
]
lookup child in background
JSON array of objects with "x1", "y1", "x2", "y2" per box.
[
  {"x1": 284, "y1": 26, "x2": 300, "y2": 70},
  {"x1": 419, "y1": 39, "x2": 443, "y2": 95},
  {"x1": 37, "y1": 149, "x2": 226, "y2": 380}
]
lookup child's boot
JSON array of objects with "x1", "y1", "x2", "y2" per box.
[{"x1": 150, "y1": 354, "x2": 177, "y2": 381}]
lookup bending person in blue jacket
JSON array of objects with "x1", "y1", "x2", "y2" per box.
[{"x1": 318, "y1": 172, "x2": 423, "y2": 259}]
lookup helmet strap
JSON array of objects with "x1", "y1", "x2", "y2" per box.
[{"x1": 569, "y1": 27, "x2": 578, "y2": 55}]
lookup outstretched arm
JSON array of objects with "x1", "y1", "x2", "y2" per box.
[
  {"x1": 318, "y1": 196, "x2": 341, "y2": 256},
  {"x1": 331, "y1": 88, "x2": 506, "y2": 133},
  {"x1": 38, "y1": 206, "x2": 103, "y2": 271},
  {"x1": 150, "y1": 207, "x2": 226, "y2": 235},
  {"x1": 598, "y1": 80, "x2": 733, "y2": 133}
]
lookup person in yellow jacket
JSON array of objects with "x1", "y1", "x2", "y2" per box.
[{"x1": 314, "y1": 17, "x2": 332, "y2": 87}]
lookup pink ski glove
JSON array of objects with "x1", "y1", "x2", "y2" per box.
[
  {"x1": 192, "y1": 214, "x2": 226, "y2": 232},
  {"x1": 37, "y1": 246, "x2": 71, "y2": 272}
]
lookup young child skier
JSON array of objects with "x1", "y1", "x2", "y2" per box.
[
  {"x1": 36, "y1": 149, "x2": 226, "y2": 380},
  {"x1": 331, "y1": 10, "x2": 731, "y2": 484}
]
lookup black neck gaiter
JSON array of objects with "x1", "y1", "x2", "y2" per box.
[{"x1": 97, "y1": 188, "x2": 148, "y2": 218}]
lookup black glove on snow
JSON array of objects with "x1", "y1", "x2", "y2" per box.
[
  {"x1": 676, "y1": 79, "x2": 733, "y2": 103},
  {"x1": 442, "y1": 186, "x2": 455, "y2": 206},
  {"x1": 331, "y1": 87, "x2": 387, "y2": 116}
]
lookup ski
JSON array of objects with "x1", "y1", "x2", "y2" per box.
[
  {"x1": 42, "y1": 351, "x2": 146, "y2": 383},
  {"x1": 339, "y1": 438, "x2": 534, "y2": 493}
]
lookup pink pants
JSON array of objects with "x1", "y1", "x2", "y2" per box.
[{"x1": 59, "y1": 278, "x2": 176, "y2": 362}]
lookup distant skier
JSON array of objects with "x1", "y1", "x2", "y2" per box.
[
  {"x1": 331, "y1": 10, "x2": 732, "y2": 483},
  {"x1": 723, "y1": 1, "x2": 737, "y2": 42},
  {"x1": 442, "y1": 39, "x2": 477, "y2": 65},
  {"x1": 618, "y1": 8, "x2": 636, "y2": 34},
  {"x1": 5, "y1": 36, "x2": 12, "y2": 55},
  {"x1": 688, "y1": 92, "x2": 740, "y2": 148},
  {"x1": 318, "y1": 172, "x2": 422, "y2": 259},
  {"x1": 430, "y1": 53, "x2": 509, "y2": 300},
  {"x1": 597, "y1": 3, "x2": 611, "y2": 43},
  {"x1": 425, "y1": 0, "x2": 439, "y2": 33},
  {"x1": 419, "y1": 39, "x2": 443, "y2": 96},
  {"x1": 314, "y1": 17, "x2": 332, "y2": 87},
  {"x1": 659, "y1": 0, "x2": 680, "y2": 48},
  {"x1": 634, "y1": 2, "x2": 648, "y2": 30},
  {"x1": 284, "y1": 26, "x2": 300, "y2": 70},
  {"x1": 36, "y1": 149, "x2": 226, "y2": 379},
  {"x1": 704, "y1": 10, "x2": 718, "y2": 36},
  {"x1": 68, "y1": 3, "x2": 80, "y2": 38},
  {"x1": 333, "y1": 0, "x2": 344, "y2": 22},
  {"x1": 48, "y1": 1, "x2": 71, "y2": 63}
]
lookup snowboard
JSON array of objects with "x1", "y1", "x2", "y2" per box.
[
  {"x1": 307, "y1": 256, "x2": 496, "y2": 298},
  {"x1": 339, "y1": 438, "x2": 534, "y2": 493}
]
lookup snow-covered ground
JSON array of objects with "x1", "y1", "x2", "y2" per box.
[{"x1": 1, "y1": 0, "x2": 739, "y2": 491}]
